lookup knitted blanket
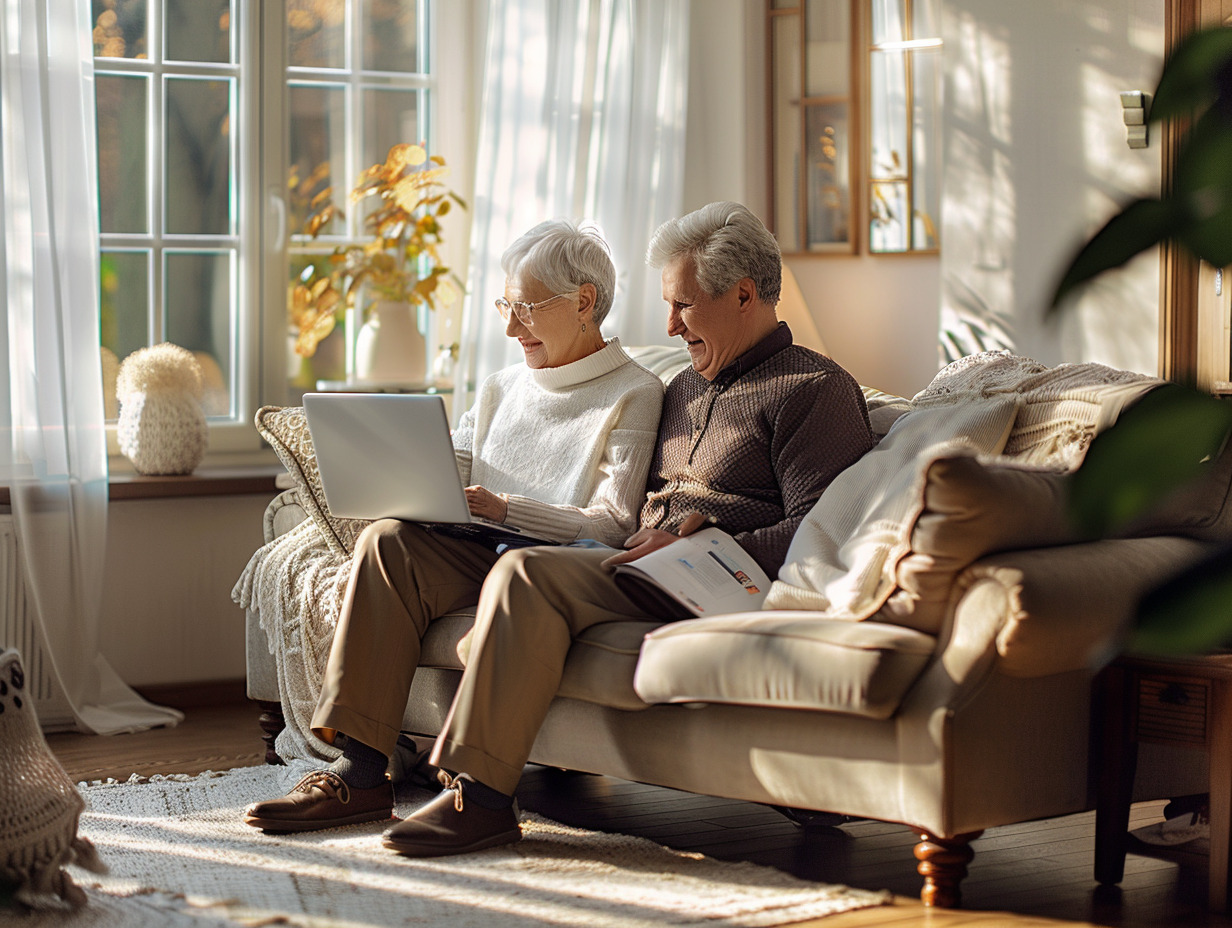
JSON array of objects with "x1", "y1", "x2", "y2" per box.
[{"x1": 232, "y1": 518, "x2": 350, "y2": 763}]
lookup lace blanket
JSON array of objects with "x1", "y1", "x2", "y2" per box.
[{"x1": 232, "y1": 518, "x2": 351, "y2": 762}]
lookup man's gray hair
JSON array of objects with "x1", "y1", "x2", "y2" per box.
[
  {"x1": 645, "y1": 201, "x2": 781, "y2": 305},
  {"x1": 501, "y1": 219, "x2": 616, "y2": 325}
]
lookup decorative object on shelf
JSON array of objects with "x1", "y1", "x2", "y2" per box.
[
  {"x1": 354, "y1": 299, "x2": 428, "y2": 384},
  {"x1": 115, "y1": 342, "x2": 208, "y2": 475},
  {"x1": 0, "y1": 648, "x2": 106, "y2": 910},
  {"x1": 432, "y1": 341, "x2": 460, "y2": 389},
  {"x1": 288, "y1": 143, "x2": 467, "y2": 384}
]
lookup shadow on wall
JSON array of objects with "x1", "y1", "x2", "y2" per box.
[{"x1": 939, "y1": 0, "x2": 1162, "y2": 374}]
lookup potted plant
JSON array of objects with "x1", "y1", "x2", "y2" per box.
[{"x1": 288, "y1": 143, "x2": 466, "y2": 383}]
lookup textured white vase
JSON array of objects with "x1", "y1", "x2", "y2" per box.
[
  {"x1": 354, "y1": 300, "x2": 428, "y2": 384},
  {"x1": 117, "y1": 392, "x2": 208, "y2": 475}
]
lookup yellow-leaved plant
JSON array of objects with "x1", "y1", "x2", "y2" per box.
[{"x1": 289, "y1": 143, "x2": 467, "y2": 358}]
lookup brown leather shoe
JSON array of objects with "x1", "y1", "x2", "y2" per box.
[
  {"x1": 243, "y1": 769, "x2": 394, "y2": 833},
  {"x1": 382, "y1": 773, "x2": 521, "y2": 857}
]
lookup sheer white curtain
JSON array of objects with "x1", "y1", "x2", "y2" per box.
[
  {"x1": 457, "y1": 0, "x2": 691, "y2": 404},
  {"x1": 0, "y1": 0, "x2": 181, "y2": 733}
]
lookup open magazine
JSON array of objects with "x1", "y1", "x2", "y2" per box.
[{"x1": 611, "y1": 527, "x2": 770, "y2": 617}]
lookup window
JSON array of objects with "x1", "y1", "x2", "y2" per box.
[
  {"x1": 867, "y1": 0, "x2": 941, "y2": 253},
  {"x1": 93, "y1": 0, "x2": 436, "y2": 456},
  {"x1": 765, "y1": 0, "x2": 941, "y2": 255}
]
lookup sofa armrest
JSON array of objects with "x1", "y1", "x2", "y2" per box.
[
  {"x1": 955, "y1": 535, "x2": 1213, "y2": 678},
  {"x1": 263, "y1": 487, "x2": 309, "y2": 543}
]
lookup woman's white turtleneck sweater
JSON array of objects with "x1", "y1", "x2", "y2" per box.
[{"x1": 451, "y1": 338, "x2": 663, "y2": 547}]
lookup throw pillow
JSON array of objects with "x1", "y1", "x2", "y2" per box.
[
  {"x1": 881, "y1": 455, "x2": 1089, "y2": 633},
  {"x1": 0, "y1": 649, "x2": 106, "y2": 910},
  {"x1": 765, "y1": 396, "x2": 1020, "y2": 621},
  {"x1": 255, "y1": 406, "x2": 371, "y2": 557}
]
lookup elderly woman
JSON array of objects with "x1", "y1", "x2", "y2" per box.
[{"x1": 243, "y1": 219, "x2": 663, "y2": 833}]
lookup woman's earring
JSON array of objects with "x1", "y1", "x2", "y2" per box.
[{"x1": 581, "y1": 322, "x2": 586, "y2": 332}]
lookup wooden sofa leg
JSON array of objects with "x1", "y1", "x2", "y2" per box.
[
  {"x1": 255, "y1": 699, "x2": 286, "y2": 766},
  {"x1": 913, "y1": 830, "x2": 982, "y2": 907}
]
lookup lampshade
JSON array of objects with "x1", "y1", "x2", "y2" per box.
[{"x1": 777, "y1": 263, "x2": 828, "y2": 357}]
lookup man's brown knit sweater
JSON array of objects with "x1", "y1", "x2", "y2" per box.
[{"x1": 640, "y1": 323, "x2": 875, "y2": 575}]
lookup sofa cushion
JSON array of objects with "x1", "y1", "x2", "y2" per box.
[
  {"x1": 633, "y1": 613, "x2": 936, "y2": 718},
  {"x1": 418, "y1": 611, "x2": 661, "y2": 712},
  {"x1": 255, "y1": 405, "x2": 371, "y2": 557}
]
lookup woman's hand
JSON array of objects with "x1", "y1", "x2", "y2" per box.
[
  {"x1": 465, "y1": 485, "x2": 509, "y2": 523},
  {"x1": 600, "y1": 511, "x2": 712, "y2": 568}
]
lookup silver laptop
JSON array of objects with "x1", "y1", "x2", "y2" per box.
[{"x1": 302, "y1": 392, "x2": 553, "y2": 544}]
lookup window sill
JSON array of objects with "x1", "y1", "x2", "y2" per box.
[{"x1": 0, "y1": 465, "x2": 285, "y2": 506}]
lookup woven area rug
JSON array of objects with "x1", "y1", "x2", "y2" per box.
[{"x1": 25, "y1": 763, "x2": 891, "y2": 927}]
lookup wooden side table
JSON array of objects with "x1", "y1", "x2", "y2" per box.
[{"x1": 1094, "y1": 653, "x2": 1232, "y2": 911}]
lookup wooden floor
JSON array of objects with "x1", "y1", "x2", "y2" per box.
[{"x1": 46, "y1": 698, "x2": 1231, "y2": 928}]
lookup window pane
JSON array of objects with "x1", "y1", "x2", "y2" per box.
[
  {"x1": 364, "y1": 0, "x2": 422, "y2": 73},
  {"x1": 92, "y1": 0, "x2": 148, "y2": 59},
  {"x1": 289, "y1": 84, "x2": 348, "y2": 237},
  {"x1": 363, "y1": 89, "x2": 423, "y2": 171},
  {"x1": 871, "y1": 180, "x2": 908, "y2": 251},
  {"x1": 804, "y1": 104, "x2": 849, "y2": 248},
  {"x1": 165, "y1": 78, "x2": 234, "y2": 235},
  {"x1": 871, "y1": 0, "x2": 906, "y2": 46},
  {"x1": 165, "y1": 251, "x2": 234, "y2": 416},
  {"x1": 869, "y1": 50, "x2": 908, "y2": 181},
  {"x1": 804, "y1": 0, "x2": 848, "y2": 97},
  {"x1": 167, "y1": 0, "x2": 231, "y2": 64},
  {"x1": 101, "y1": 250, "x2": 151, "y2": 363},
  {"x1": 912, "y1": 49, "x2": 941, "y2": 249},
  {"x1": 289, "y1": 0, "x2": 346, "y2": 69},
  {"x1": 96, "y1": 75, "x2": 148, "y2": 234},
  {"x1": 913, "y1": 0, "x2": 939, "y2": 41},
  {"x1": 771, "y1": 13, "x2": 801, "y2": 252}
]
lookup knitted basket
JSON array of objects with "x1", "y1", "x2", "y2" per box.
[{"x1": 0, "y1": 649, "x2": 105, "y2": 910}]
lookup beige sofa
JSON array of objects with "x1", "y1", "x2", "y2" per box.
[{"x1": 242, "y1": 348, "x2": 1228, "y2": 907}]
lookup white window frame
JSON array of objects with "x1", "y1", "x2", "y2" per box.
[{"x1": 98, "y1": 0, "x2": 473, "y2": 468}]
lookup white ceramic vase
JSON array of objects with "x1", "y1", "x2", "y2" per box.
[{"x1": 354, "y1": 300, "x2": 427, "y2": 385}]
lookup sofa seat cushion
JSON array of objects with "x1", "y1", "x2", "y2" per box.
[
  {"x1": 633, "y1": 613, "x2": 936, "y2": 718},
  {"x1": 417, "y1": 611, "x2": 663, "y2": 712}
]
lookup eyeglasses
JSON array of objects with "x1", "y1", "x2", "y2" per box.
[{"x1": 494, "y1": 290, "x2": 579, "y2": 325}]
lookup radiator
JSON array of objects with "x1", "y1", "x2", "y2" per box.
[{"x1": 0, "y1": 515, "x2": 75, "y2": 728}]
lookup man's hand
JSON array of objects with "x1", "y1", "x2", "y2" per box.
[
  {"x1": 600, "y1": 511, "x2": 712, "y2": 568},
  {"x1": 465, "y1": 485, "x2": 509, "y2": 523}
]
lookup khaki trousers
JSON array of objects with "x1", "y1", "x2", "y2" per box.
[
  {"x1": 310, "y1": 519, "x2": 502, "y2": 757},
  {"x1": 430, "y1": 545, "x2": 652, "y2": 794}
]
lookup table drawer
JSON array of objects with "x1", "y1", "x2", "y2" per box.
[{"x1": 1134, "y1": 675, "x2": 1209, "y2": 745}]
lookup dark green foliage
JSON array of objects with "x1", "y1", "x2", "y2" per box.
[{"x1": 1069, "y1": 384, "x2": 1232, "y2": 536}]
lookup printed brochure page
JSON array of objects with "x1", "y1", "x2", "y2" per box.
[{"x1": 612, "y1": 527, "x2": 770, "y2": 616}]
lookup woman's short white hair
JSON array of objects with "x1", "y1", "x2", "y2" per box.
[
  {"x1": 645, "y1": 201, "x2": 781, "y2": 305},
  {"x1": 500, "y1": 219, "x2": 616, "y2": 325}
]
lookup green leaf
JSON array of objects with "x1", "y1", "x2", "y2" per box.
[
  {"x1": 1069, "y1": 384, "x2": 1232, "y2": 535},
  {"x1": 1150, "y1": 27, "x2": 1232, "y2": 122},
  {"x1": 1130, "y1": 544, "x2": 1232, "y2": 655},
  {"x1": 1048, "y1": 199, "x2": 1180, "y2": 308},
  {"x1": 1173, "y1": 112, "x2": 1232, "y2": 266}
]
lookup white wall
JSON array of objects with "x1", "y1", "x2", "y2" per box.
[
  {"x1": 97, "y1": 495, "x2": 268, "y2": 687},
  {"x1": 938, "y1": 0, "x2": 1164, "y2": 374}
]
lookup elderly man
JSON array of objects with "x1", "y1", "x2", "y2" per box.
[{"x1": 381, "y1": 201, "x2": 876, "y2": 857}]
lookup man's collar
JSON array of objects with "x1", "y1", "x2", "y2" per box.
[{"x1": 711, "y1": 323, "x2": 793, "y2": 387}]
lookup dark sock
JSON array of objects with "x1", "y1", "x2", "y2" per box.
[
  {"x1": 460, "y1": 775, "x2": 514, "y2": 810},
  {"x1": 328, "y1": 736, "x2": 389, "y2": 789}
]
